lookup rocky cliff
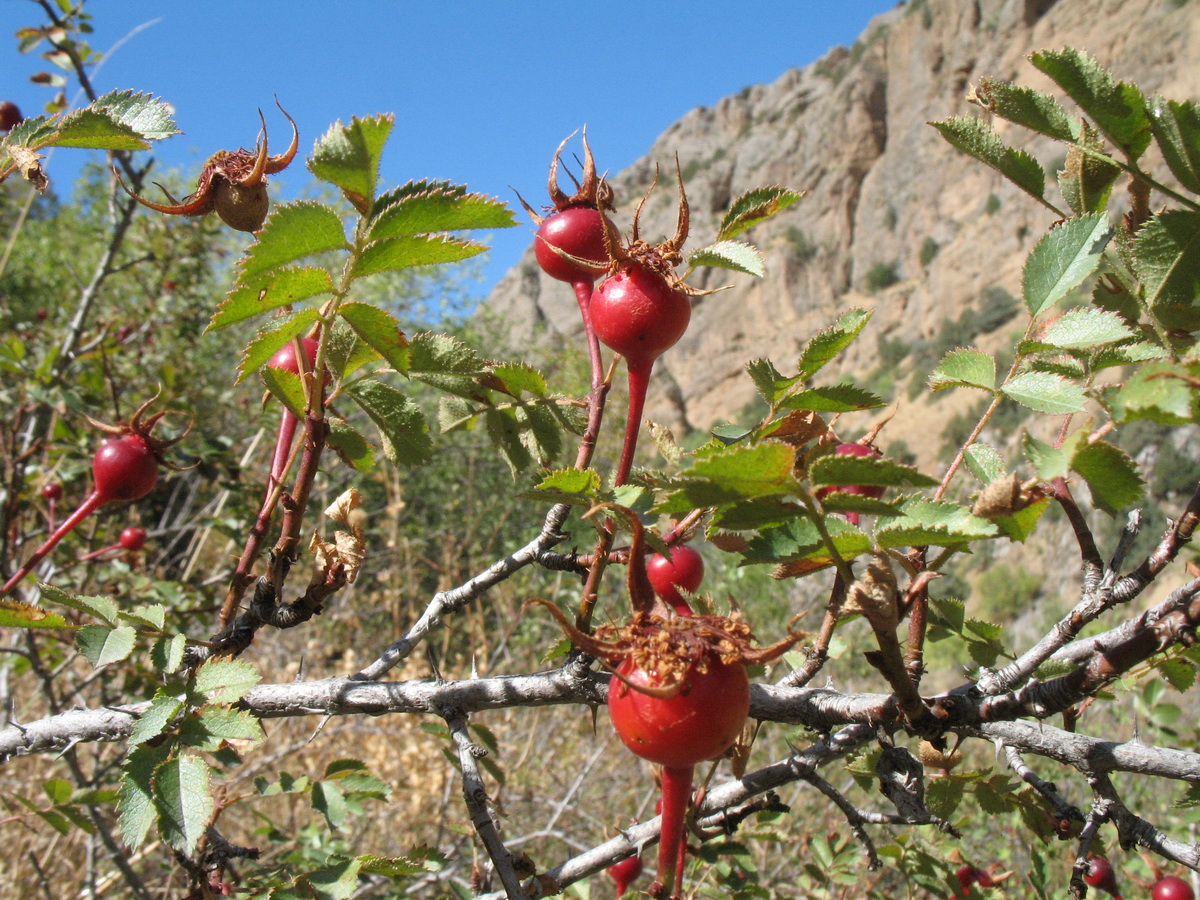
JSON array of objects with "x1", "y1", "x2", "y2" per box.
[{"x1": 485, "y1": 0, "x2": 1200, "y2": 463}]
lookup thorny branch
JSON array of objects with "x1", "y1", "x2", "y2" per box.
[{"x1": 444, "y1": 709, "x2": 527, "y2": 900}]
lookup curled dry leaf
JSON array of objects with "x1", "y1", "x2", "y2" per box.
[
  {"x1": 971, "y1": 473, "x2": 1023, "y2": 518},
  {"x1": 841, "y1": 554, "x2": 899, "y2": 632},
  {"x1": 7, "y1": 145, "x2": 48, "y2": 191},
  {"x1": 324, "y1": 488, "x2": 365, "y2": 538}
]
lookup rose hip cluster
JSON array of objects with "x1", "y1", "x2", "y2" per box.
[
  {"x1": 3, "y1": 397, "x2": 185, "y2": 595},
  {"x1": 522, "y1": 134, "x2": 698, "y2": 486},
  {"x1": 532, "y1": 506, "x2": 797, "y2": 899}
]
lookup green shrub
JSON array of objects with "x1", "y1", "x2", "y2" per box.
[
  {"x1": 865, "y1": 260, "x2": 900, "y2": 292},
  {"x1": 920, "y1": 236, "x2": 940, "y2": 268}
]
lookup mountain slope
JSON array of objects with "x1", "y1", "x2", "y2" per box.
[{"x1": 485, "y1": 0, "x2": 1200, "y2": 458}]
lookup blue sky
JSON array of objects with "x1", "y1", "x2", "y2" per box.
[{"x1": 3, "y1": 1, "x2": 898, "y2": 295}]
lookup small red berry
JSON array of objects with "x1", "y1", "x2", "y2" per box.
[
  {"x1": 118, "y1": 527, "x2": 147, "y2": 551},
  {"x1": 34, "y1": 308, "x2": 48, "y2": 321},
  {"x1": 1084, "y1": 857, "x2": 1121, "y2": 898},
  {"x1": 93, "y1": 435, "x2": 159, "y2": 502},
  {"x1": 40, "y1": 483, "x2": 62, "y2": 501},
  {"x1": 608, "y1": 656, "x2": 749, "y2": 769},
  {"x1": 0, "y1": 101, "x2": 22, "y2": 132},
  {"x1": 1154, "y1": 876, "x2": 1195, "y2": 900},
  {"x1": 268, "y1": 337, "x2": 320, "y2": 375},
  {"x1": 646, "y1": 545, "x2": 704, "y2": 615},
  {"x1": 535, "y1": 206, "x2": 608, "y2": 283},
  {"x1": 608, "y1": 854, "x2": 643, "y2": 898},
  {"x1": 591, "y1": 265, "x2": 691, "y2": 370}
]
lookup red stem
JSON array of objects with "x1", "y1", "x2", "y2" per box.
[
  {"x1": 78, "y1": 541, "x2": 121, "y2": 562},
  {"x1": 2, "y1": 490, "x2": 105, "y2": 595},
  {"x1": 654, "y1": 764, "x2": 693, "y2": 899},
  {"x1": 573, "y1": 279, "x2": 605, "y2": 392},
  {"x1": 615, "y1": 359, "x2": 653, "y2": 487},
  {"x1": 268, "y1": 410, "x2": 299, "y2": 486}
]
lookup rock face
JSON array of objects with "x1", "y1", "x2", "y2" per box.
[{"x1": 485, "y1": 0, "x2": 1200, "y2": 456}]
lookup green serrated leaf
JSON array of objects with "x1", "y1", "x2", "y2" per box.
[
  {"x1": 407, "y1": 332, "x2": 486, "y2": 376},
  {"x1": 1091, "y1": 341, "x2": 1167, "y2": 373},
  {"x1": 994, "y1": 497, "x2": 1050, "y2": 543},
  {"x1": 821, "y1": 492, "x2": 904, "y2": 517},
  {"x1": 324, "y1": 321, "x2": 381, "y2": 381},
  {"x1": 312, "y1": 780, "x2": 348, "y2": 831},
  {"x1": 964, "y1": 443, "x2": 1006, "y2": 483},
  {"x1": 128, "y1": 691, "x2": 184, "y2": 745},
  {"x1": 209, "y1": 267, "x2": 334, "y2": 332},
  {"x1": 347, "y1": 380, "x2": 432, "y2": 465},
  {"x1": 536, "y1": 468, "x2": 601, "y2": 497},
  {"x1": 657, "y1": 444, "x2": 797, "y2": 514},
  {"x1": 777, "y1": 383, "x2": 885, "y2": 412},
  {"x1": 520, "y1": 402, "x2": 563, "y2": 464},
  {"x1": 1030, "y1": 48, "x2": 1151, "y2": 159},
  {"x1": 972, "y1": 78, "x2": 1079, "y2": 142},
  {"x1": 90, "y1": 90, "x2": 180, "y2": 141},
  {"x1": 357, "y1": 853, "x2": 441, "y2": 877},
  {"x1": 39, "y1": 583, "x2": 117, "y2": 625},
  {"x1": 930, "y1": 597, "x2": 966, "y2": 635},
  {"x1": 491, "y1": 362, "x2": 548, "y2": 398},
  {"x1": 718, "y1": 186, "x2": 803, "y2": 240},
  {"x1": 876, "y1": 499, "x2": 998, "y2": 548},
  {"x1": 926, "y1": 776, "x2": 965, "y2": 820},
  {"x1": 966, "y1": 617, "x2": 1004, "y2": 642},
  {"x1": 746, "y1": 358, "x2": 800, "y2": 405},
  {"x1": 353, "y1": 234, "x2": 485, "y2": 278},
  {"x1": 798, "y1": 309, "x2": 873, "y2": 379},
  {"x1": 810, "y1": 454, "x2": 939, "y2": 489},
  {"x1": 52, "y1": 108, "x2": 149, "y2": 150},
  {"x1": 742, "y1": 516, "x2": 870, "y2": 575},
  {"x1": 1041, "y1": 307, "x2": 1134, "y2": 349},
  {"x1": 1148, "y1": 96, "x2": 1200, "y2": 194},
  {"x1": 1021, "y1": 212, "x2": 1112, "y2": 315},
  {"x1": 0, "y1": 597, "x2": 69, "y2": 629},
  {"x1": 930, "y1": 116, "x2": 1046, "y2": 202},
  {"x1": 260, "y1": 366, "x2": 307, "y2": 420},
  {"x1": 339, "y1": 302, "x2": 410, "y2": 374},
  {"x1": 709, "y1": 496, "x2": 806, "y2": 531},
  {"x1": 238, "y1": 309, "x2": 321, "y2": 385},
  {"x1": 1022, "y1": 433, "x2": 1069, "y2": 480},
  {"x1": 1058, "y1": 121, "x2": 1122, "y2": 215},
  {"x1": 1071, "y1": 440, "x2": 1143, "y2": 515},
  {"x1": 235, "y1": 202, "x2": 349, "y2": 288},
  {"x1": 191, "y1": 658, "x2": 261, "y2": 705},
  {"x1": 369, "y1": 180, "x2": 517, "y2": 238},
  {"x1": 118, "y1": 744, "x2": 169, "y2": 849},
  {"x1": 1002, "y1": 371, "x2": 1087, "y2": 415},
  {"x1": 118, "y1": 604, "x2": 166, "y2": 631},
  {"x1": 688, "y1": 240, "x2": 764, "y2": 276},
  {"x1": 181, "y1": 707, "x2": 263, "y2": 752},
  {"x1": 328, "y1": 421, "x2": 376, "y2": 472},
  {"x1": 437, "y1": 395, "x2": 478, "y2": 433},
  {"x1": 151, "y1": 633, "x2": 186, "y2": 674},
  {"x1": 929, "y1": 348, "x2": 996, "y2": 391},
  {"x1": 1158, "y1": 657, "x2": 1196, "y2": 692},
  {"x1": 485, "y1": 407, "x2": 532, "y2": 475},
  {"x1": 77, "y1": 624, "x2": 136, "y2": 667},
  {"x1": 1136, "y1": 210, "x2": 1200, "y2": 331},
  {"x1": 308, "y1": 115, "x2": 394, "y2": 210},
  {"x1": 153, "y1": 755, "x2": 213, "y2": 854},
  {"x1": 1113, "y1": 362, "x2": 1196, "y2": 424}
]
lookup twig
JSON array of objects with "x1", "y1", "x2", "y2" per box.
[
  {"x1": 444, "y1": 709, "x2": 526, "y2": 899},
  {"x1": 355, "y1": 503, "x2": 571, "y2": 681}
]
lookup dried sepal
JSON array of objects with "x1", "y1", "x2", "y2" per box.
[
  {"x1": 114, "y1": 100, "x2": 297, "y2": 232},
  {"x1": 85, "y1": 390, "x2": 193, "y2": 470}
]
